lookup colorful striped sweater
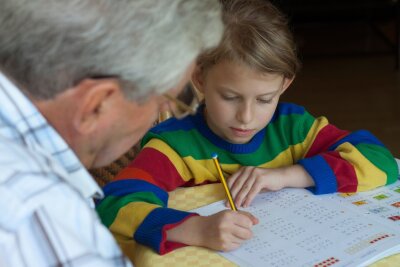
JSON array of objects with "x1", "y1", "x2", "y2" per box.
[{"x1": 96, "y1": 102, "x2": 398, "y2": 255}]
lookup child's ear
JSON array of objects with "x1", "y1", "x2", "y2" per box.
[
  {"x1": 281, "y1": 77, "x2": 294, "y2": 93},
  {"x1": 191, "y1": 65, "x2": 205, "y2": 93}
]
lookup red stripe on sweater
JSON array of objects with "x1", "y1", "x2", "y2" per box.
[
  {"x1": 115, "y1": 147, "x2": 186, "y2": 191},
  {"x1": 113, "y1": 167, "x2": 155, "y2": 183},
  {"x1": 322, "y1": 151, "x2": 358, "y2": 192},
  {"x1": 306, "y1": 124, "x2": 349, "y2": 157},
  {"x1": 159, "y1": 214, "x2": 199, "y2": 255}
]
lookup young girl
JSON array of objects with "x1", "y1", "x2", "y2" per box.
[{"x1": 96, "y1": 0, "x2": 398, "y2": 256}]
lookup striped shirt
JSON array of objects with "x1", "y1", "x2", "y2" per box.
[
  {"x1": 97, "y1": 103, "x2": 398, "y2": 254},
  {"x1": 0, "y1": 71, "x2": 132, "y2": 267}
]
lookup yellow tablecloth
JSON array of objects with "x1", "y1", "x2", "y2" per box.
[{"x1": 120, "y1": 184, "x2": 399, "y2": 267}]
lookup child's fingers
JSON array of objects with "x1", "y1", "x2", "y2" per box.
[
  {"x1": 220, "y1": 240, "x2": 241, "y2": 252},
  {"x1": 224, "y1": 200, "x2": 229, "y2": 208},
  {"x1": 230, "y1": 167, "x2": 253, "y2": 200},
  {"x1": 235, "y1": 175, "x2": 256, "y2": 207},
  {"x1": 237, "y1": 210, "x2": 259, "y2": 225},
  {"x1": 243, "y1": 182, "x2": 262, "y2": 208},
  {"x1": 232, "y1": 225, "x2": 253, "y2": 241},
  {"x1": 226, "y1": 168, "x2": 241, "y2": 188}
]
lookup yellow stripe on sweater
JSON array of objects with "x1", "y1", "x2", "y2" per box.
[
  {"x1": 110, "y1": 202, "x2": 159, "y2": 237},
  {"x1": 337, "y1": 142, "x2": 386, "y2": 191},
  {"x1": 146, "y1": 138, "x2": 223, "y2": 184},
  {"x1": 300, "y1": 116, "x2": 330, "y2": 158},
  {"x1": 256, "y1": 118, "x2": 330, "y2": 169}
]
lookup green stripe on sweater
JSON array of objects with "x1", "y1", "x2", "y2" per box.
[
  {"x1": 96, "y1": 192, "x2": 164, "y2": 227},
  {"x1": 356, "y1": 143, "x2": 399, "y2": 185}
]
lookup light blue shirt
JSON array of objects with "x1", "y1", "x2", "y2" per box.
[{"x1": 0, "y1": 71, "x2": 132, "y2": 267}]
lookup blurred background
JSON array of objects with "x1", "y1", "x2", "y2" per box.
[{"x1": 271, "y1": 0, "x2": 400, "y2": 157}]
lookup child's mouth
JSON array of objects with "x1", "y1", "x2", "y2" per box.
[{"x1": 230, "y1": 127, "x2": 254, "y2": 137}]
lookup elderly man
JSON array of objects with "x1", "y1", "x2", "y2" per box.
[{"x1": 0, "y1": 0, "x2": 223, "y2": 266}]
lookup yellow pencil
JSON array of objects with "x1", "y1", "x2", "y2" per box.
[{"x1": 211, "y1": 153, "x2": 237, "y2": 211}]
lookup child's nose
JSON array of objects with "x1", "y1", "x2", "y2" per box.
[{"x1": 236, "y1": 103, "x2": 253, "y2": 124}]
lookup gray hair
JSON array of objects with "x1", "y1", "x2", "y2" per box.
[{"x1": 0, "y1": 0, "x2": 223, "y2": 100}]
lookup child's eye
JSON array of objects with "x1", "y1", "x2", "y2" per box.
[
  {"x1": 222, "y1": 95, "x2": 238, "y2": 101},
  {"x1": 257, "y1": 98, "x2": 273, "y2": 104}
]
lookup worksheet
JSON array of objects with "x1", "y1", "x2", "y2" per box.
[{"x1": 192, "y1": 179, "x2": 400, "y2": 267}]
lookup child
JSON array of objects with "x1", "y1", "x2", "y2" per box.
[{"x1": 96, "y1": 0, "x2": 398, "y2": 256}]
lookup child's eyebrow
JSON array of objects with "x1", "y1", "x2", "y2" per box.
[
  {"x1": 256, "y1": 88, "x2": 283, "y2": 98},
  {"x1": 220, "y1": 86, "x2": 280, "y2": 96},
  {"x1": 257, "y1": 91, "x2": 278, "y2": 97}
]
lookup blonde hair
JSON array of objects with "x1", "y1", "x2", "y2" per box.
[{"x1": 198, "y1": 0, "x2": 299, "y2": 79}]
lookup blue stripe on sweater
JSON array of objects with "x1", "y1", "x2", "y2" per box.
[
  {"x1": 270, "y1": 102, "x2": 306, "y2": 123},
  {"x1": 298, "y1": 155, "x2": 338, "y2": 194},
  {"x1": 150, "y1": 116, "x2": 195, "y2": 133},
  {"x1": 100, "y1": 179, "x2": 169, "y2": 206},
  {"x1": 135, "y1": 207, "x2": 193, "y2": 253},
  {"x1": 328, "y1": 130, "x2": 385, "y2": 151}
]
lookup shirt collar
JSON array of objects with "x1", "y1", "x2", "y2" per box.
[{"x1": 0, "y1": 71, "x2": 103, "y2": 199}]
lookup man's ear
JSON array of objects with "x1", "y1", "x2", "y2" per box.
[
  {"x1": 191, "y1": 65, "x2": 206, "y2": 94},
  {"x1": 73, "y1": 79, "x2": 120, "y2": 135}
]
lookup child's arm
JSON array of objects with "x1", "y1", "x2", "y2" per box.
[
  {"x1": 96, "y1": 140, "x2": 194, "y2": 255},
  {"x1": 96, "y1": 138, "x2": 257, "y2": 254},
  {"x1": 296, "y1": 116, "x2": 398, "y2": 193}
]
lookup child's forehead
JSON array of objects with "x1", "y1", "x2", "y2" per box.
[
  {"x1": 206, "y1": 65, "x2": 284, "y2": 96},
  {"x1": 209, "y1": 59, "x2": 284, "y2": 81}
]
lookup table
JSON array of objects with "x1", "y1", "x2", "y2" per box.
[{"x1": 119, "y1": 183, "x2": 400, "y2": 267}]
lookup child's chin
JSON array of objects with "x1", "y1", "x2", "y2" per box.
[{"x1": 228, "y1": 136, "x2": 253, "y2": 144}]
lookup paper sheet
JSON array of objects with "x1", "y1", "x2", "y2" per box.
[{"x1": 192, "y1": 181, "x2": 400, "y2": 267}]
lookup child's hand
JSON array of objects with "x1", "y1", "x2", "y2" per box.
[
  {"x1": 227, "y1": 166, "x2": 285, "y2": 208},
  {"x1": 167, "y1": 210, "x2": 258, "y2": 252},
  {"x1": 227, "y1": 165, "x2": 314, "y2": 208},
  {"x1": 197, "y1": 210, "x2": 258, "y2": 251}
]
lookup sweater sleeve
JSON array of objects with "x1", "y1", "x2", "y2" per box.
[
  {"x1": 96, "y1": 138, "x2": 199, "y2": 255},
  {"x1": 296, "y1": 113, "x2": 398, "y2": 194}
]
